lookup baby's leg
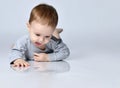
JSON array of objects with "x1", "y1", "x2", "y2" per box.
[{"x1": 52, "y1": 28, "x2": 63, "y2": 39}]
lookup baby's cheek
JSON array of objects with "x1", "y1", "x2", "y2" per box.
[
  {"x1": 45, "y1": 40, "x2": 50, "y2": 44},
  {"x1": 31, "y1": 37, "x2": 37, "y2": 42}
]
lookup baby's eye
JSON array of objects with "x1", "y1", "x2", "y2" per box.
[
  {"x1": 45, "y1": 36, "x2": 50, "y2": 38},
  {"x1": 36, "y1": 34, "x2": 40, "y2": 36}
]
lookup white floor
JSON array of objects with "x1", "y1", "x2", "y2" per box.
[
  {"x1": 0, "y1": 48, "x2": 120, "y2": 88},
  {"x1": 0, "y1": 0, "x2": 120, "y2": 88}
]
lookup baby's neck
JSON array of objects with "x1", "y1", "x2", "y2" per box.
[{"x1": 39, "y1": 45, "x2": 46, "y2": 50}]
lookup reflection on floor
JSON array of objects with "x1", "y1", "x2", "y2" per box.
[
  {"x1": 1, "y1": 49, "x2": 120, "y2": 88},
  {"x1": 10, "y1": 61, "x2": 70, "y2": 73}
]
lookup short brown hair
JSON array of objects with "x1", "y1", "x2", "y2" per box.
[{"x1": 29, "y1": 3, "x2": 58, "y2": 28}]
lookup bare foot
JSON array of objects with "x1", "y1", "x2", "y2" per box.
[
  {"x1": 53, "y1": 28, "x2": 63, "y2": 39},
  {"x1": 57, "y1": 28, "x2": 63, "y2": 33}
]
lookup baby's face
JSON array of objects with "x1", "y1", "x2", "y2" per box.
[{"x1": 27, "y1": 21, "x2": 54, "y2": 48}]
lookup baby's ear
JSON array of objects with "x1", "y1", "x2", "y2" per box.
[
  {"x1": 26, "y1": 22, "x2": 30, "y2": 28},
  {"x1": 26, "y1": 22, "x2": 31, "y2": 31}
]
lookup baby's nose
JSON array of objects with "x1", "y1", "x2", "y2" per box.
[{"x1": 38, "y1": 37, "x2": 44, "y2": 42}]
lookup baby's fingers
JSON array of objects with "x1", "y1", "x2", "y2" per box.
[
  {"x1": 34, "y1": 56, "x2": 40, "y2": 62},
  {"x1": 23, "y1": 62, "x2": 30, "y2": 67},
  {"x1": 13, "y1": 62, "x2": 30, "y2": 67},
  {"x1": 13, "y1": 63, "x2": 21, "y2": 67},
  {"x1": 34, "y1": 53, "x2": 40, "y2": 57}
]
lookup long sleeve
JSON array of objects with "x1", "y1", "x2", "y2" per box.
[
  {"x1": 9, "y1": 36, "x2": 27, "y2": 64},
  {"x1": 48, "y1": 38, "x2": 70, "y2": 61}
]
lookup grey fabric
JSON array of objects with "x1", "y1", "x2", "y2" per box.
[{"x1": 9, "y1": 35, "x2": 70, "y2": 64}]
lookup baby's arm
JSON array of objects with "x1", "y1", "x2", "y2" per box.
[
  {"x1": 9, "y1": 36, "x2": 30, "y2": 67},
  {"x1": 49, "y1": 28, "x2": 70, "y2": 61},
  {"x1": 48, "y1": 38, "x2": 70, "y2": 61}
]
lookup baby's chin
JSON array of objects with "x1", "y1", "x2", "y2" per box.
[{"x1": 34, "y1": 42, "x2": 46, "y2": 49}]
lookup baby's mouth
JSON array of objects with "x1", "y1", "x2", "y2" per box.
[{"x1": 35, "y1": 42, "x2": 42, "y2": 46}]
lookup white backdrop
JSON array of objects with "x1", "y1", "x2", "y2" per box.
[
  {"x1": 0, "y1": 1, "x2": 120, "y2": 88},
  {"x1": 0, "y1": 0, "x2": 120, "y2": 58}
]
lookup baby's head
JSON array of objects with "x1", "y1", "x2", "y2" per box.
[{"x1": 27, "y1": 3, "x2": 58, "y2": 48}]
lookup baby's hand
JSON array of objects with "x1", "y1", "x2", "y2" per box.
[
  {"x1": 34, "y1": 53, "x2": 49, "y2": 62},
  {"x1": 12, "y1": 59, "x2": 30, "y2": 67}
]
